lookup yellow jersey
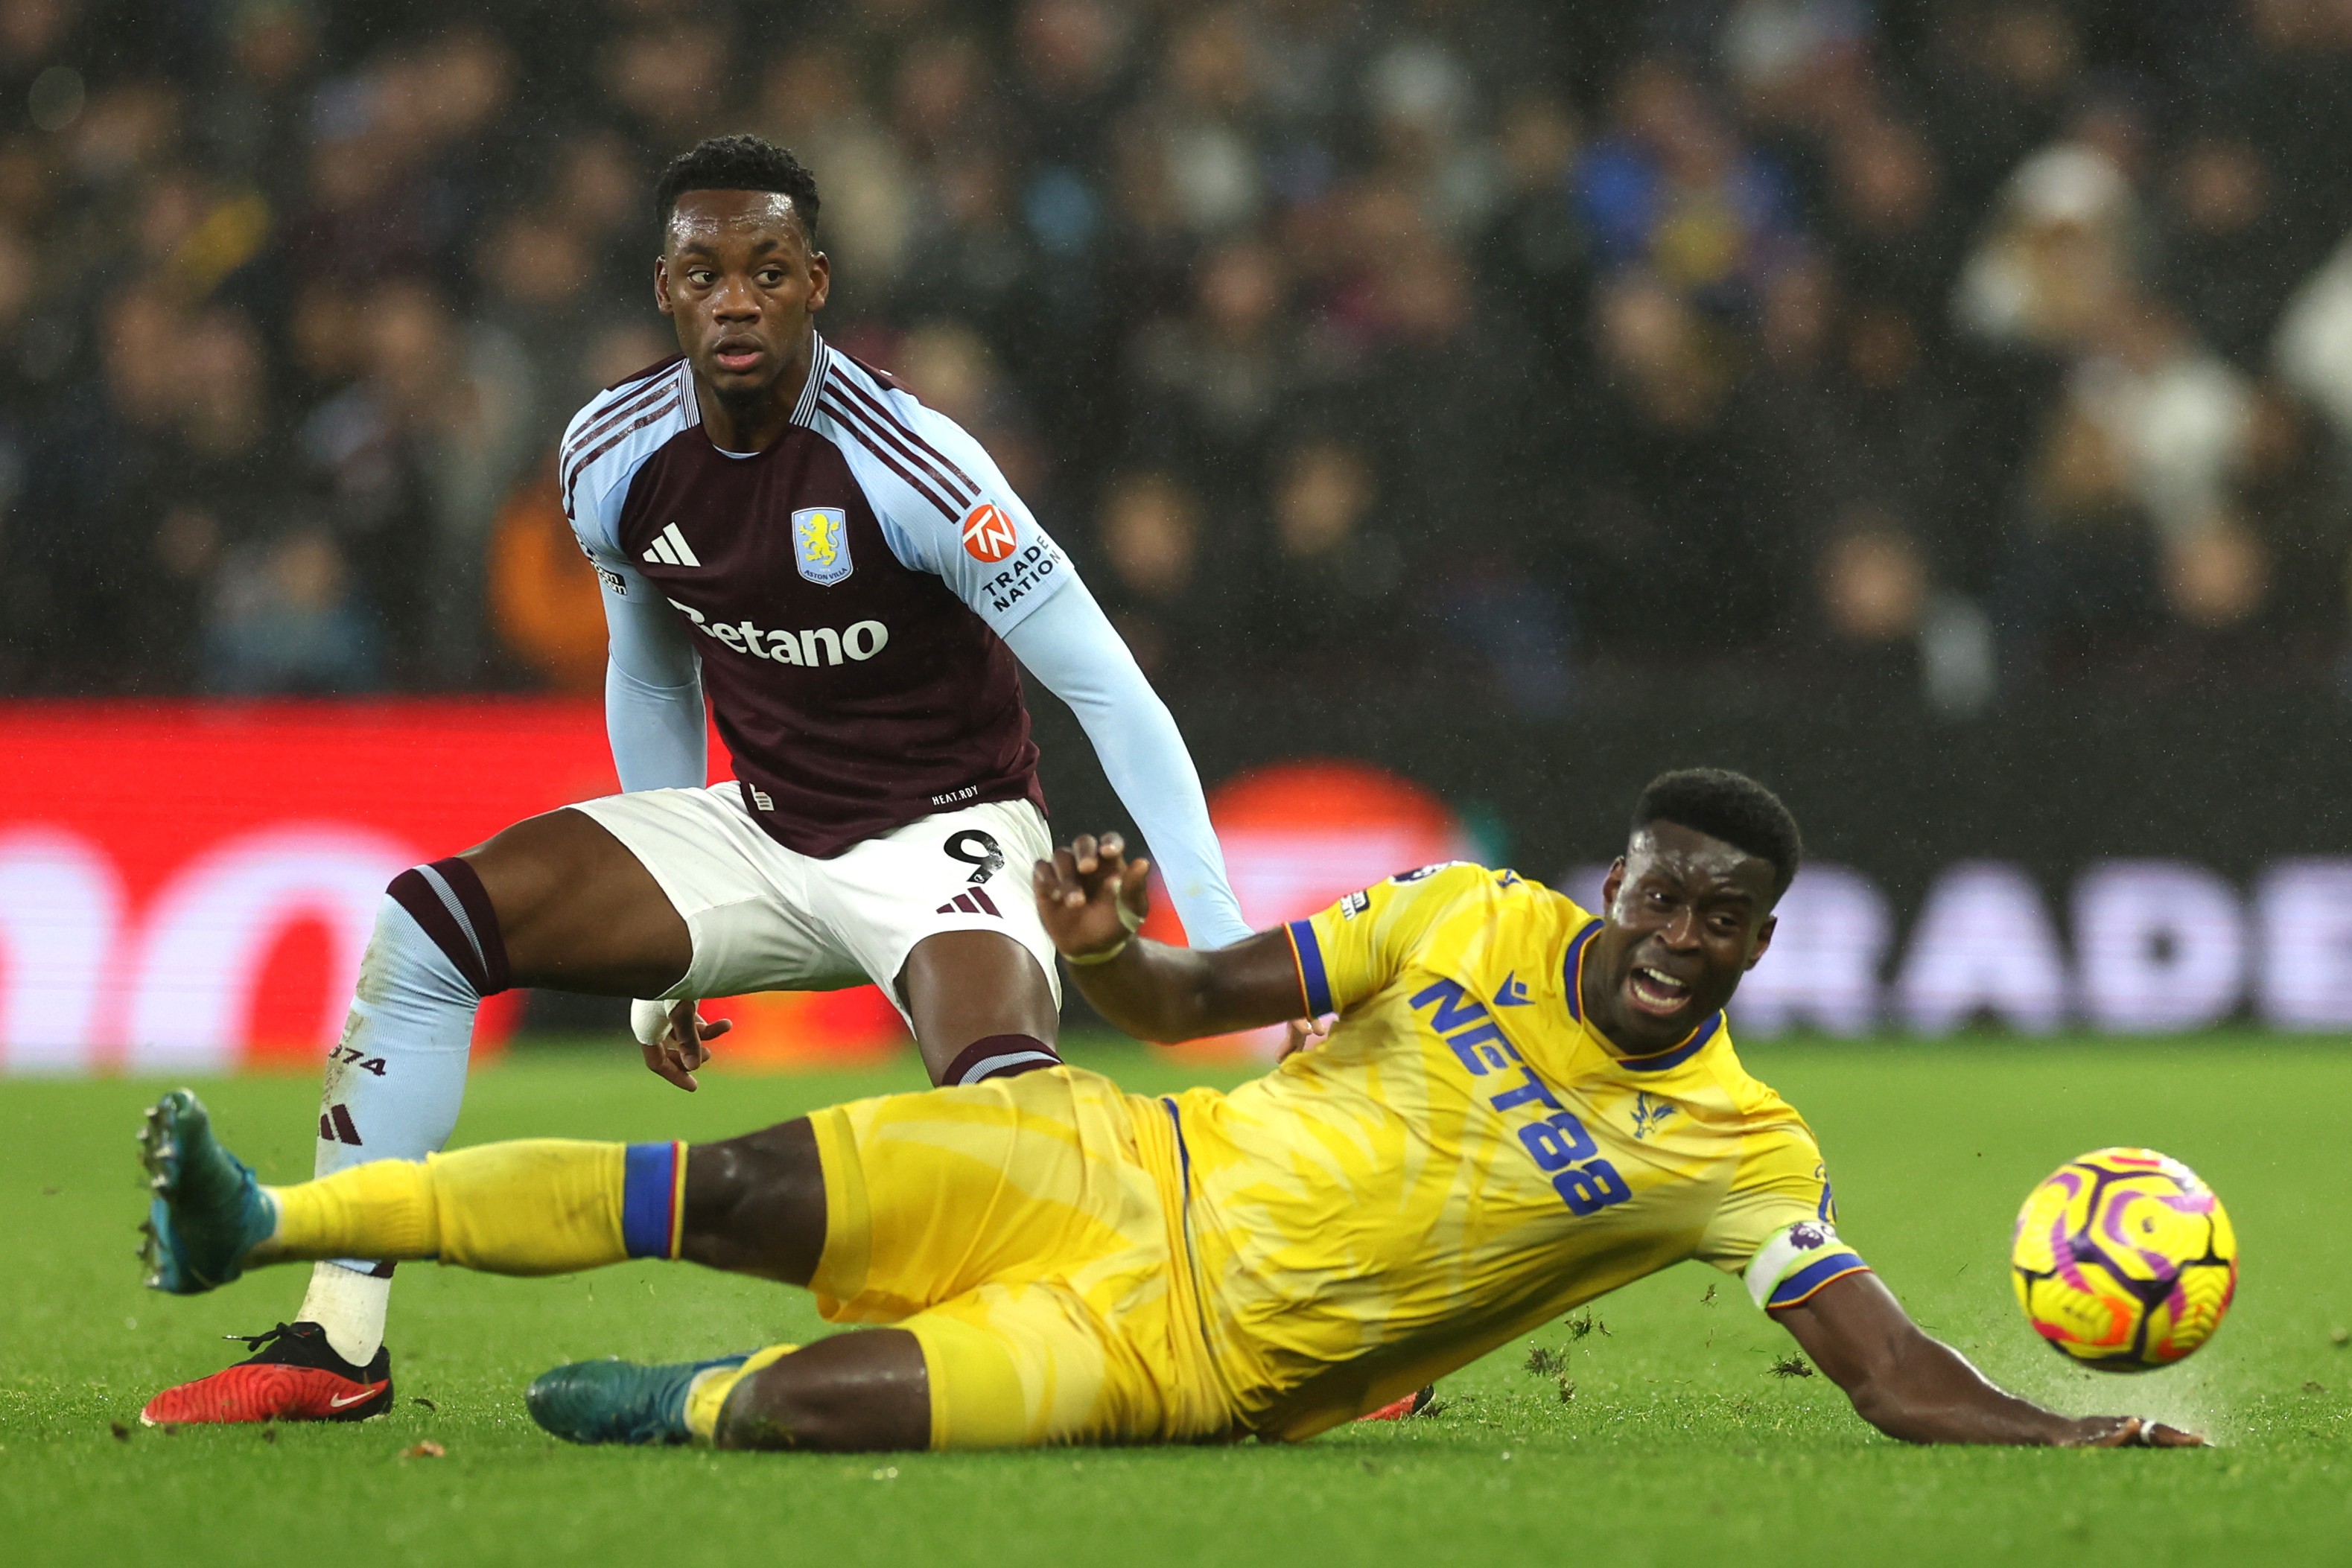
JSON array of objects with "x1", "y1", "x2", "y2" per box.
[{"x1": 1165, "y1": 863, "x2": 1866, "y2": 1441}]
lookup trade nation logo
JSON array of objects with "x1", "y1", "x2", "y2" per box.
[{"x1": 961, "y1": 503, "x2": 1018, "y2": 562}]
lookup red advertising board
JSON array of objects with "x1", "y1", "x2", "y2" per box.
[
  {"x1": 0, "y1": 705, "x2": 1478, "y2": 1073},
  {"x1": 0, "y1": 700, "x2": 905, "y2": 1073},
  {"x1": 22, "y1": 703, "x2": 2324, "y2": 1074}
]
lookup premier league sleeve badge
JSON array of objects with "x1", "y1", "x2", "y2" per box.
[{"x1": 792, "y1": 507, "x2": 854, "y2": 585}]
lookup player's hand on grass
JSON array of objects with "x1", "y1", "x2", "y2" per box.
[
  {"x1": 631, "y1": 998, "x2": 731, "y2": 1093},
  {"x1": 1034, "y1": 832, "x2": 1151, "y2": 963},
  {"x1": 2062, "y1": 1416, "x2": 2208, "y2": 1448}
]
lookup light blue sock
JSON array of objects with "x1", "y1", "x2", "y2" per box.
[{"x1": 296, "y1": 892, "x2": 486, "y2": 1361}]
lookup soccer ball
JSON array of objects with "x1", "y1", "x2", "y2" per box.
[{"x1": 2009, "y1": 1147, "x2": 2237, "y2": 1371}]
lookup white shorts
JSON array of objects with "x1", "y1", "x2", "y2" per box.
[{"x1": 568, "y1": 785, "x2": 1059, "y2": 1022}]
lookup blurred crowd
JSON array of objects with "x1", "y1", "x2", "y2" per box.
[{"x1": 8, "y1": 0, "x2": 2352, "y2": 713}]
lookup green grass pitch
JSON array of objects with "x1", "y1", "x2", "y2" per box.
[{"x1": 3, "y1": 1036, "x2": 2348, "y2": 1567}]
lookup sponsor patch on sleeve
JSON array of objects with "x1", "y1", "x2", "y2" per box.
[
  {"x1": 980, "y1": 540, "x2": 1064, "y2": 616},
  {"x1": 961, "y1": 503, "x2": 1019, "y2": 562}
]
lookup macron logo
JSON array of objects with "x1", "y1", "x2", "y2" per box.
[{"x1": 641, "y1": 523, "x2": 701, "y2": 568}]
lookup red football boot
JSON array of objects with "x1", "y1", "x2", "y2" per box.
[
  {"x1": 1357, "y1": 1386, "x2": 1437, "y2": 1422},
  {"x1": 139, "y1": 1322, "x2": 392, "y2": 1426}
]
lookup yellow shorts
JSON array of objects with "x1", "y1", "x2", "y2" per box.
[{"x1": 807, "y1": 1067, "x2": 1234, "y2": 1450}]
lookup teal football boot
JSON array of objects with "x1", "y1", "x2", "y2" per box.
[
  {"x1": 526, "y1": 1354, "x2": 755, "y2": 1445},
  {"x1": 138, "y1": 1090, "x2": 276, "y2": 1295}
]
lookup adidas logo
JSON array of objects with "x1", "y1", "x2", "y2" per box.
[
  {"x1": 936, "y1": 887, "x2": 1002, "y2": 917},
  {"x1": 320, "y1": 1103, "x2": 362, "y2": 1145},
  {"x1": 642, "y1": 522, "x2": 701, "y2": 567}
]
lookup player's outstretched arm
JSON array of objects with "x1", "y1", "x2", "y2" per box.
[
  {"x1": 1774, "y1": 1272, "x2": 2205, "y2": 1447},
  {"x1": 1033, "y1": 833, "x2": 1305, "y2": 1043}
]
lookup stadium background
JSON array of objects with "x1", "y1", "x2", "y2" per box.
[{"x1": 3, "y1": 0, "x2": 2351, "y2": 1069}]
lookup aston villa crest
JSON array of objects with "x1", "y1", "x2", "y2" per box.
[{"x1": 792, "y1": 507, "x2": 853, "y2": 586}]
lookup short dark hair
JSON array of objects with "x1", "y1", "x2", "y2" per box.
[
  {"x1": 654, "y1": 134, "x2": 821, "y2": 243},
  {"x1": 1632, "y1": 768, "x2": 1803, "y2": 901}
]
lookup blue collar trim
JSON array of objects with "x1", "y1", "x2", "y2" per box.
[{"x1": 1566, "y1": 918, "x2": 1723, "y2": 1071}]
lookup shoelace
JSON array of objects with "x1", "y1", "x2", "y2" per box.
[{"x1": 226, "y1": 1322, "x2": 302, "y2": 1353}]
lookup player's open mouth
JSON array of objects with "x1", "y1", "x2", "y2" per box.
[
  {"x1": 1626, "y1": 965, "x2": 1691, "y2": 1016},
  {"x1": 712, "y1": 341, "x2": 764, "y2": 374}
]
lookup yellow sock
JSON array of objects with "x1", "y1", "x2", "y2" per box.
[
  {"x1": 264, "y1": 1160, "x2": 439, "y2": 1262},
  {"x1": 427, "y1": 1140, "x2": 633, "y2": 1273},
  {"x1": 264, "y1": 1139, "x2": 652, "y2": 1276},
  {"x1": 684, "y1": 1343, "x2": 800, "y2": 1441}
]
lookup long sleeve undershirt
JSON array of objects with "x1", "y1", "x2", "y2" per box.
[{"x1": 599, "y1": 564, "x2": 706, "y2": 792}]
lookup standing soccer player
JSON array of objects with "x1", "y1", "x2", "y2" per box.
[{"x1": 139, "y1": 135, "x2": 1254, "y2": 1426}]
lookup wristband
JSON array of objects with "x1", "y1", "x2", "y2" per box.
[
  {"x1": 630, "y1": 998, "x2": 673, "y2": 1048},
  {"x1": 1062, "y1": 896, "x2": 1146, "y2": 966}
]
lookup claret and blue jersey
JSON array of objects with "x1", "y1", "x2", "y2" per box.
[
  {"x1": 559, "y1": 336, "x2": 1069, "y2": 859},
  {"x1": 1160, "y1": 862, "x2": 1869, "y2": 1440},
  {"x1": 553, "y1": 328, "x2": 1257, "y2": 952}
]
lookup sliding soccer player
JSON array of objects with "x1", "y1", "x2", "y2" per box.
[
  {"x1": 137, "y1": 771, "x2": 2198, "y2": 1450},
  {"x1": 137, "y1": 133, "x2": 1253, "y2": 1426}
]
